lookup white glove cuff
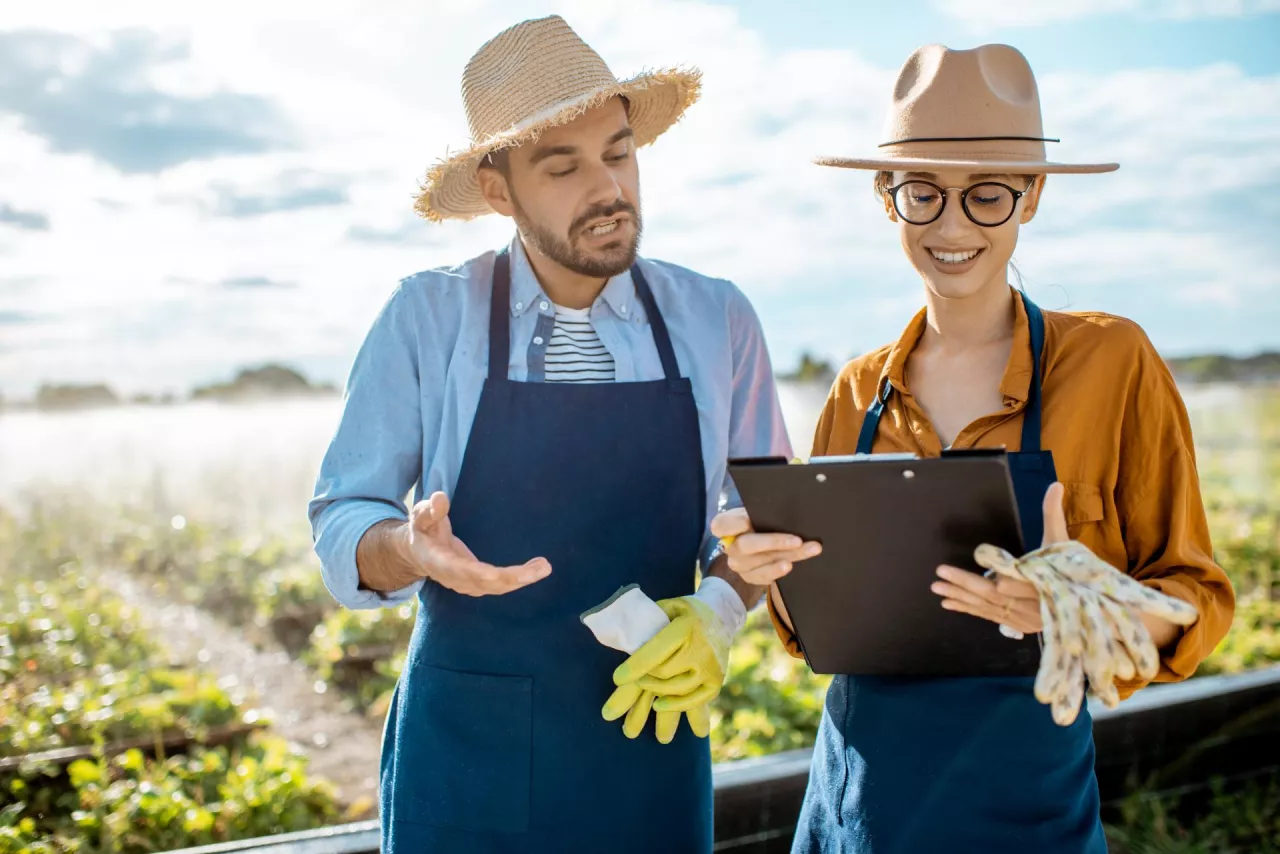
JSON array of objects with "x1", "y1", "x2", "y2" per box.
[
  {"x1": 693, "y1": 575, "x2": 748, "y2": 639},
  {"x1": 580, "y1": 585, "x2": 670, "y2": 654}
]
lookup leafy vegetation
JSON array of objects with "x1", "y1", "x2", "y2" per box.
[
  {"x1": 0, "y1": 510, "x2": 343, "y2": 851},
  {"x1": 2, "y1": 386, "x2": 1278, "y2": 848},
  {"x1": 1, "y1": 740, "x2": 340, "y2": 854},
  {"x1": 1106, "y1": 777, "x2": 1280, "y2": 854}
]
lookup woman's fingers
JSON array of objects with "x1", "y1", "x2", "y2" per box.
[
  {"x1": 1041, "y1": 482, "x2": 1070, "y2": 546},
  {"x1": 994, "y1": 577, "x2": 1039, "y2": 601},
  {"x1": 938, "y1": 598, "x2": 1040, "y2": 634}
]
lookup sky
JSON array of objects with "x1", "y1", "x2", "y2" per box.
[{"x1": 1, "y1": 0, "x2": 1278, "y2": 398}]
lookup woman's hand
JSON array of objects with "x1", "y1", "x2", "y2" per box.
[
  {"x1": 710, "y1": 508, "x2": 823, "y2": 586},
  {"x1": 931, "y1": 482, "x2": 1074, "y2": 633},
  {"x1": 932, "y1": 569, "x2": 1044, "y2": 634}
]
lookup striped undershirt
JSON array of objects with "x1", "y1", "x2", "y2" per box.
[{"x1": 545, "y1": 305, "x2": 616, "y2": 383}]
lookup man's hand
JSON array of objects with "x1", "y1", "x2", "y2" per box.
[
  {"x1": 406, "y1": 492, "x2": 551, "y2": 595},
  {"x1": 600, "y1": 577, "x2": 746, "y2": 743},
  {"x1": 711, "y1": 508, "x2": 823, "y2": 586}
]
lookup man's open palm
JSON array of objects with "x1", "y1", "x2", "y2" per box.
[{"x1": 408, "y1": 492, "x2": 551, "y2": 596}]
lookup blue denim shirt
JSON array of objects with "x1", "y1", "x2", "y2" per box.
[{"x1": 308, "y1": 237, "x2": 793, "y2": 609}]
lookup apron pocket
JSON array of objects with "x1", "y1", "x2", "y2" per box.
[{"x1": 393, "y1": 664, "x2": 533, "y2": 834}]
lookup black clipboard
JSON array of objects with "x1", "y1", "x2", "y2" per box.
[{"x1": 729, "y1": 450, "x2": 1041, "y2": 678}]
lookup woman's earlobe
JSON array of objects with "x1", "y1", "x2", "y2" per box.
[{"x1": 1022, "y1": 175, "x2": 1047, "y2": 222}]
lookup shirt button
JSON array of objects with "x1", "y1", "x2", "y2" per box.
[
  {"x1": 515, "y1": 302, "x2": 523, "y2": 311},
  {"x1": 533, "y1": 336, "x2": 544, "y2": 345},
  {"x1": 620, "y1": 305, "x2": 628, "y2": 314},
  {"x1": 539, "y1": 301, "x2": 549, "y2": 311}
]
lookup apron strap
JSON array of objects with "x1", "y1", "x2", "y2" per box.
[
  {"x1": 489, "y1": 249, "x2": 682, "y2": 383},
  {"x1": 855, "y1": 379, "x2": 889, "y2": 454},
  {"x1": 489, "y1": 250, "x2": 513, "y2": 382},
  {"x1": 630, "y1": 264, "x2": 681, "y2": 382},
  {"x1": 1018, "y1": 291, "x2": 1048, "y2": 454}
]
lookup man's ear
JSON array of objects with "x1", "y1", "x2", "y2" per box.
[
  {"x1": 477, "y1": 164, "x2": 515, "y2": 217},
  {"x1": 1020, "y1": 175, "x2": 1047, "y2": 224},
  {"x1": 883, "y1": 191, "x2": 899, "y2": 223}
]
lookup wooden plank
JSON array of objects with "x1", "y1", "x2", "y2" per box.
[{"x1": 0, "y1": 721, "x2": 267, "y2": 772}]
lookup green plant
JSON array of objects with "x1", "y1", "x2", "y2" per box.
[
  {"x1": 712, "y1": 612, "x2": 831, "y2": 762},
  {"x1": 304, "y1": 605, "x2": 415, "y2": 712},
  {"x1": 1106, "y1": 776, "x2": 1280, "y2": 853},
  {"x1": 4, "y1": 738, "x2": 341, "y2": 852},
  {"x1": 253, "y1": 562, "x2": 337, "y2": 653}
]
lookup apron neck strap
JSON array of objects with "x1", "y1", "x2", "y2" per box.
[
  {"x1": 1018, "y1": 290, "x2": 1047, "y2": 454},
  {"x1": 855, "y1": 379, "x2": 890, "y2": 454},
  {"x1": 489, "y1": 250, "x2": 514, "y2": 382},
  {"x1": 488, "y1": 250, "x2": 681, "y2": 383},
  {"x1": 629, "y1": 264, "x2": 681, "y2": 382},
  {"x1": 854, "y1": 290, "x2": 1049, "y2": 455}
]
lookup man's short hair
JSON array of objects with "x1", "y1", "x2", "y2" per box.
[{"x1": 479, "y1": 148, "x2": 511, "y2": 177}]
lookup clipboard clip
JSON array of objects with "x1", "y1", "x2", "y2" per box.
[{"x1": 809, "y1": 452, "x2": 918, "y2": 464}]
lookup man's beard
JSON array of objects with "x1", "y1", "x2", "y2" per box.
[{"x1": 512, "y1": 195, "x2": 642, "y2": 278}]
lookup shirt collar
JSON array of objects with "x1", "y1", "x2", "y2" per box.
[
  {"x1": 506, "y1": 235, "x2": 646, "y2": 323},
  {"x1": 881, "y1": 287, "x2": 1033, "y2": 406}
]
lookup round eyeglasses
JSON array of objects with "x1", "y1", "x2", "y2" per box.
[{"x1": 886, "y1": 180, "x2": 1032, "y2": 227}]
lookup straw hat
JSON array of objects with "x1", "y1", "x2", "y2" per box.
[
  {"x1": 416, "y1": 15, "x2": 701, "y2": 222},
  {"x1": 818, "y1": 44, "x2": 1117, "y2": 174}
]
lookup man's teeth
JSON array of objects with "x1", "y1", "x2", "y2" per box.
[
  {"x1": 930, "y1": 249, "x2": 980, "y2": 264},
  {"x1": 588, "y1": 220, "x2": 619, "y2": 235}
]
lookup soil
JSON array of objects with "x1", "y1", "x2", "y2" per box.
[{"x1": 104, "y1": 569, "x2": 384, "y2": 817}]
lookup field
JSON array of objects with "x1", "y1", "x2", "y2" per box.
[{"x1": 1, "y1": 383, "x2": 1277, "y2": 852}]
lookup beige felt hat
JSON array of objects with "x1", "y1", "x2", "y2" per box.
[
  {"x1": 818, "y1": 43, "x2": 1117, "y2": 175},
  {"x1": 416, "y1": 15, "x2": 701, "y2": 222}
]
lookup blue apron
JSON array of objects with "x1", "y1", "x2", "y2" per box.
[
  {"x1": 378, "y1": 251, "x2": 712, "y2": 853},
  {"x1": 792, "y1": 292, "x2": 1105, "y2": 853}
]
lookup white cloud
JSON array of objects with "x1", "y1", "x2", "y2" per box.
[
  {"x1": 934, "y1": 0, "x2": 1280, "y2": 28},
  {"x1": 0, "y1": 0, "x2": 1276, "y2": 398}
]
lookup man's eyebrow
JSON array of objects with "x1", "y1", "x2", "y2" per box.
[
  {"x1": 528, "y1": 144, "x2": 578, "y2": 166},
  {"x1": 606, "y1": 127, "x2": 635, "y2": 146}
]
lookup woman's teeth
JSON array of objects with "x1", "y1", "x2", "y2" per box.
[
  {"x1": 588, "y1": 220, "x2": 619, "y2": 235},
  {"x1": 930, "y1": 248, "x2": 981, "y2": 264}
]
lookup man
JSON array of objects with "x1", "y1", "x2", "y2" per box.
[{"x1": 308, "y1": 15, "x2": 790, "y2": 853}]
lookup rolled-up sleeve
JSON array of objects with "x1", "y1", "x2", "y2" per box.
[
  {"x1": 1112, "y1": 336, "x2": 1235, "y2": 696},
  {"x1": 308, "y1": 284, "x2": 425, "y2": 610},
  {"x1": 700, "y1": 285, "x2": 794, "y2": 570}
]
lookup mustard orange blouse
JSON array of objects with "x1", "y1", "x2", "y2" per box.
[{"x1": 768, "y1": 292, "x2": 1236, "y2": 699}]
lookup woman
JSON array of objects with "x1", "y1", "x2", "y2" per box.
[{"x1": 713, "y1": 44, "x2": 1235, "y2": 853}]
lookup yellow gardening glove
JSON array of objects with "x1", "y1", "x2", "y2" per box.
[
  {"x1": 601, "y1": 682, "x2": 700, "y2": 742},
  {"x1": 605, "y1": 579, "x2": 742, "y2": 742}
]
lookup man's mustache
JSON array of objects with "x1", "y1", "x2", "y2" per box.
[{"x1": 571, "y1": 201, "x2": 638, "y2": 236}]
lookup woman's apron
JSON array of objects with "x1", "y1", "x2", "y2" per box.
[
  {"x1": 380, "y1": 251, "x2": 712, "y2": 853},
  {"x1": 792, "y1": 292, "x2": 1105, "y2": 853}
]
